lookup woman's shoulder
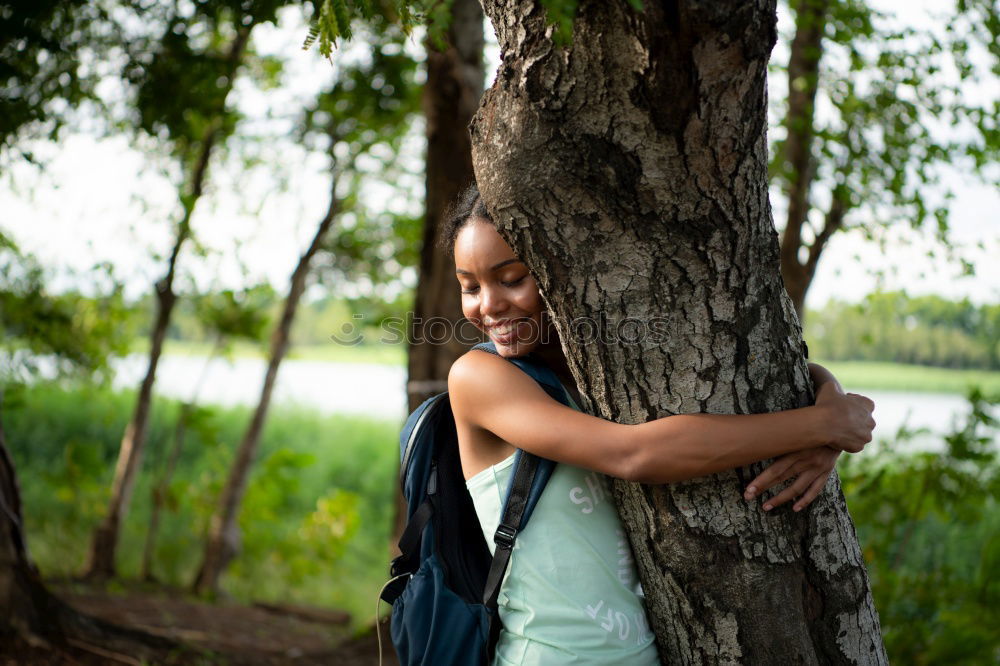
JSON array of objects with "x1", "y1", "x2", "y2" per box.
[
  {"x1": 449, "y1": 348, "x2": 516, "y2": 391},
  {"x1": 448, "y1": 349, "x2": 633, "y2": 477},
  {"x1": 448, "y1": 349, "x2": 544, "y2": 411}
]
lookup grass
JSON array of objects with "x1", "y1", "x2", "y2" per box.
[
  {"x1": 287, "y1": 342, "x2": 407, "y2": 365},
  {"x1": 4, "y1": 381, "x2": 400, "y2": 630},
  {"x1": 818, "y1": 360, "x2": 1000, "y2": 395}
]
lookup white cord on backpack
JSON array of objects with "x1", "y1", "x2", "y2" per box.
[{"x1": 375, "y1": 573, "x2": 409, "y2": 666}]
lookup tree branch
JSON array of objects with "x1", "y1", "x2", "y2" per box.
[
  {"x1": 804, "y1": 187, "x2": 847, "y2": 280},
  {"x1": 780, "y1": 0, "x2": 828, "y2": 275}
]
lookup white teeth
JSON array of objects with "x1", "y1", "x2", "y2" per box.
[
  {"x1": 490, "y1": 322, "x2": 520, "y2": 335},
  {"x1": 488, "y1": 320, "x2": 526, "y2": 337}
]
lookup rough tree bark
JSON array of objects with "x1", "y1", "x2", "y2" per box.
[
  {"x1": 471, "y1": 1, "x2": 885, "y2": 663},
  {"x1": 192, "y1": 174, "x2": 339, "y2": 595},
  {"x1": 86, "y1": 25, "x2": 252, "y2": 579},
  {"x1": 406, "y1": 0, "x2": 485, "y2": 413}
]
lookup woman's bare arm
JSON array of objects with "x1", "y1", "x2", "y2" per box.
[
  {"x1": 809, "y1": 362, "x2": 842, "y2": 394},
  {"x1": 449, "y1": 352, "x2": 875, "y2": 483}
]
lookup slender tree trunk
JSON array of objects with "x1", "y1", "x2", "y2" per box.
[
  {"x1": 86, "y1": 26, "x2": 252, "y2": 580},
  {"x1": 192, "y1": 176, "x2": 339, "y2": 595},
  {"x1": 140, "y1": 402, "x2": 190, "y2": 582},
  {"x1": 472, "y1": 2, "x2": 885, "y2": 663},
  {"x1": 1, "y1": 394, "x2": 180, "y2": 659},
  {"x1": 141, "y1": 339, "x2": 221, "y2": 581},
  {"x1": 86, "y1": 203, "x2": 189, "y2": 580},
  {"x1": 406, "y1": 0, "x2": 485, "y2": 412},
  {"x1": 778, "y1": 0, "x2": 827, "y2": 319}
]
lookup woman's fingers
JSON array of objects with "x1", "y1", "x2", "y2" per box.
[
  {"x1": 745, "y1": 448, "x2": 839, "y2": 511},
  {"x1": 761, "y1": 474, "x2": 813, "y2": 511},
  {"x1": 849, "y1": 393, "x2": 875, "y2": 412},
  {"x1": 744, "y1": 455, "x2": 798, "y2": 499},
  {"x1": 792, "y1": 473, "x2": 831, "y2": 512},
  {"x1": 757, "y1": 454, "x2": 835, "y2": 512}
]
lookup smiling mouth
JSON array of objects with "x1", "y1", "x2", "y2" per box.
[
  {"x1": 489, "y1": 322, "x2": 517, "y2": 335},
  {"x1": 486, "y1": 318, "x2": 529, "y2": 342}
]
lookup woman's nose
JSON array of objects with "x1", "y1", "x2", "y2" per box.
[{"x1": 479, "y1": 286, "x2": 509, "y2": 318}]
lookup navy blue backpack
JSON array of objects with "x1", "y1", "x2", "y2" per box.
[{"x1": 379, "y1": 342, "x2": 571, "y2": 665}]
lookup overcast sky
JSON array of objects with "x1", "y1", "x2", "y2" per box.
[{"x1": 2, "y1": 1, "x2": 997, "y2": 310}]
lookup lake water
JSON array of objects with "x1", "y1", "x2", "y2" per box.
[
  {"x1": 112, "y1": 354, "x2": 985, "y2": 450},
  {"x1": 112, "y1": 354, "x2": 408, "y2": 419}
]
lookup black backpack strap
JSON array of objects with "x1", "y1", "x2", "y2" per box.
[
  {"x1": 382, "y1": 469, "x2": 438, "y2": 605},
  {"x1": 469, "y1": 341, "x2": 571, "y2": 661},
  {"x1": 392, "y1": 500, "x2": 432, "y2": 568},
  {"x1": 483, "y1": 453, "x2": 538, "y2": 605},
  {"x1": 471, "y1": 342, "x2": 568, "y2": 403},
  {"x1": 483, "y1": 450, "x2": 541, "y2": 659}
]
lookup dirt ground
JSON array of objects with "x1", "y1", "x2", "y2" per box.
[{"x1": 0, "y1": 583, "x2": 399, "y2": 666}]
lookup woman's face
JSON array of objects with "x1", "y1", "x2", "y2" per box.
[{"x1": 454, "y1": 218, "x2": 546, "y2": 358}]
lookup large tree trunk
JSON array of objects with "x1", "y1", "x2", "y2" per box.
[
  {"x1": 192, "y1": 176, "x2": 339, "y2": 595},
  {"x1": 471, "y1": 1, "x2": 885, "y2": 663},
  {"x1": 86, "y1": 25, "x2": 252, "y2": 580},
  {"x1": 406, "y1": 0, "x2": 485, "y2": 413},
  {"x1": 1, "y1": 397, "x2": 180, "y2": 660}
]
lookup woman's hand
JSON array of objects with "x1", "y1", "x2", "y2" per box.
[
  {"x1": 743, "y1": 446, "x2": 841, "y2": 512},
  {"x1": 816, "y1": 383, "x2": 875, "y2": 453}
]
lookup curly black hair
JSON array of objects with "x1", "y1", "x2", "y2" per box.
[{"x1": 439, "y1": 182, "x2": 492, "y2": 256}]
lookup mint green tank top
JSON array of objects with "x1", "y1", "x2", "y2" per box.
[{"x1": 467, "y1": 455, "x2": 660, "y2": 665}]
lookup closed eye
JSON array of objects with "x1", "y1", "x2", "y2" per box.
[{"x1": 501, "y1": 276, "x2": 526, "y2": 287}]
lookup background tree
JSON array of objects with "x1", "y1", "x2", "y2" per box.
[
  {"x1": 193, "y1": 34, "x2": 421, "y2": 594},
  {"x1": 0, "y1": 235, "x2": 129, "y2": 384},
  {"x1": 406, "y1": 0, "x2": 485, "y2": 412},
  {"x1": 471, "y1": 1, "x2": 885, "y2": 662},
  {"x1": 771, "y1": 0, "x2": 1000, "y2": 316},
  {"x1": 193, "y1": 176, "x2": 337, "y2": 595},
  {"x1": 390, "y1": 0, "x2": 486, "y2": 550},
  {"x1": 85, "y1": 2, "x2": 281, "y2": 578},
  {"x1": 0, "y1": 0, "x2": 120, "y2": 161},
  {"x1": 806, "y1": 291, "x2": 1000, "y2": 370}
]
